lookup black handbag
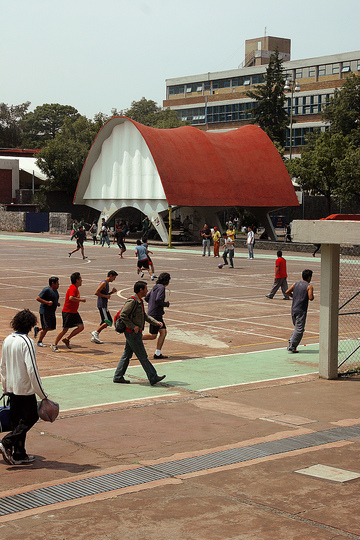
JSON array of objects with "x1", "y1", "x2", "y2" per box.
[{"x1": 0, "y1": 394, "x2": 11, "y2": 432}]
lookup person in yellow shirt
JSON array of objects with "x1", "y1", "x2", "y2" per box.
[
  {"x1": 226, "y1": 224, "x2": 235, "y2": 241},
  {"x1": 212, "y1": 227, "x2": 221, "y2": 257}
]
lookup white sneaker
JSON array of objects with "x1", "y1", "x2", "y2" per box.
[
  {"x1": 91, "y1": 331, "x2": 103, "y2": 344},
  {"x1": 140, "y1": 272, "x2": 144, "y2": 278},
  {"x1": 50, "y1": 344, "x2": 59, "y2": 352},
  {"x1": 151, "y1": 275, "x2": 155, "y2": 281},
  {"x1": 37, "y1": 342, "x2": 47, "y2": 347}
]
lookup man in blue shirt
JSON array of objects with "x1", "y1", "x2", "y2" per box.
[
  {"x1": 135, "y1": 240, "x2": 154, "y2": 280},
  {"x1": 35, "y1": 277, "x2": 60, "y2": 347}
]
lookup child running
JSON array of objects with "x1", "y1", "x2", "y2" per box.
[
  {"x1": 142, "y1": 236, "x2": 157, "y2": 278},
  {"x1": 135, "y1": 240, "x2": 154, "y2": 280}
]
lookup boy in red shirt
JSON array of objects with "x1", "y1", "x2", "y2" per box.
[
  {"x1": 51, "y1": 272, "x2": 86, "y2": 352},
  {"x1": 266, "y1": 251, "x2": 290, "y2": 300}
]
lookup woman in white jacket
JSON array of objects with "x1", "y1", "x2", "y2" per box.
[{"x1": 0, "y1": 309, "x2": 47, "y2": 466}]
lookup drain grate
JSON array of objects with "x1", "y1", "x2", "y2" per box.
[{"x1": 1, "y1": 424, "x2": 359, "y2": 517}]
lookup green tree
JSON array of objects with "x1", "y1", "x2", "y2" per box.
[
  {"x1": 287, "y1": 131, "x2": 351, "y2": 214},
  {"x1": 334, "y1": 145, "x2": 360, "y2": 206},
  {"x1": 246, "y1": 50, "x2": 289, "y2": 147},
  {"x1": 0, "y1": 101, "x2": 30, "y2": 148},
  {"x1": 22, "y1": 103, "x2": 81, "y2": 148},
  {"x1": 36, "y1": 114, "x2": 106, "y2": 196},
  {"x1": 322, "y1": 73, "x2": 360, "y2": 145},
  {"x1": 122, "y1": 97, "x2": 188, "y2": 128}
]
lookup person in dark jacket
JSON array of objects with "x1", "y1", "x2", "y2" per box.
[
  {"x1": 69, "y1": 226, "x2": 87, "y2": 259},
  {"x1": 113, "y1": 281, "x2": 165, "y2": 385},
  {"x1": 143, "y1": 273, "x2": 171, "y2": 359}
]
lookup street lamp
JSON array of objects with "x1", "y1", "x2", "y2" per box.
[{"x1": 284, "y1": 78, "x2": 300, "y2": 160}]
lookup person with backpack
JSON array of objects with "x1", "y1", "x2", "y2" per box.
[
  {"x1": 0, "y1": 309, "x2": 48, "y2": 466},
  {"x1": 113, "y1": 281, "x2": 166, "y2": 386}
]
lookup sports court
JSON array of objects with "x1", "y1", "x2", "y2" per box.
[
  {"x1": 1, "y1": 233, "x2": 360, "y2": 539},
  {"x1": 0, "y1": 231, "x2": 321, "y2": 390}
]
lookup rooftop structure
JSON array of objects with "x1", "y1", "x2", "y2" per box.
[{"x1": 74, "y1": 117, "x2": 298, "y2": 242}]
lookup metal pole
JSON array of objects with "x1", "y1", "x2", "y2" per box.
[
  {"x1": 289, "y1": 87, "x2": 294, "y2": 160},
  {"x1": 168, "y1": 205, "x2": 172, "y2": 249}
]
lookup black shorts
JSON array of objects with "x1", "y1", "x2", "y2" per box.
[
  {"x1": 149, "y1": 317, "x2": 165, "y2": 335},
  {"x1": 40, "y1": 312, "x2": 56, "y2": 330},
  {"x1": 117, "y1": 241, "x2": 126, "y2": 250},
  {"x1": 98, "y1": 307, "x2": 113, "y2": 326},
  {"x1": 138, "y1": 259, "x2": 149, "y2": 269},
  {"x1": 62, "y1": 311, "x2": 83, "y2": 329},
  {"x1": 76, "y1": 240, "x2": 84, "y2": 248}
]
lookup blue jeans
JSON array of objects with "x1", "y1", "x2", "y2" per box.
[
  {"x1": 113, "y1": 332, "x2": 158, "y2": 384},
  {"x1": 223, "y1": 248, "x2": 234, "y2": 267},
  {"x1": 247, "y1": 244, "x2": 254, "y2": 259}
]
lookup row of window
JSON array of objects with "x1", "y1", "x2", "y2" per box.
[
  {"x1": 286, "y1": 126, "x2": 327, "y2": 148},
  {"x1": 178, "y1": 93, "x2": 331, "y2": 123},
  {"x1": 286, "y1": 60, "x2": 360, "y2": 79},
  {"x1": 169, "y1": 74, "x2": 266, "y2": 95},
  {"x1": 169, "y1": 61, "x2": 360, "y2": 95}
]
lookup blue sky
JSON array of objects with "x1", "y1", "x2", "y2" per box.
[{"x1": 1, "y1": 0, "x2": 360, "y2": 118}]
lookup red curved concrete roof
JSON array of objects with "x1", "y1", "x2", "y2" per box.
[
  {"x1": 131, "y1": 120, "x2": 298, "y2": 207},
  {"x1": 75, "y1": 117, "x2": 298, "y2": 208}
]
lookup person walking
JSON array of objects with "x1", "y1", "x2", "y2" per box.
[
  {"x1": 91, "y1": 270, "x2": 118, "y2": 344},
  {"x1": 34, "y1": 276, "x2": 60, "y2": 347},
  {"x1": 113, "y1": 281, "x2": 166, "y2": 386},
  {"x1": 100, "y1": 218, "x2": 110, "y2": 247},
  {"x1": 51, "y1": 272, "x2": 86, "y2": 352},
  {"x1": 286, "y1": 269, "x2": 314, "y2": 353},
  {"x1": 89, "y1": 221, "x2": 98, "y2": 245},
  {"x1": 313, "y1": 244, "x2": 321, "y2": 257},
  {"x1": 222, "y1": 232, "x2": 235, "y2": 268},
  {"x1": 212, "y1": 227, "x2": 221, "y2": 257},
  {"x1": 266, "y1": 251, "x2": 290, "y2": 300},
  {"x1": 69, "y1": 225, "x2": 87, "y2": 259},
  {"x1": 247, "y1": 226, "x2": 255, "y2": 259},
  {"x1": 0, "y1": 309, "x2": 48, "y2": 466},
  {"x1": 143, "y1": 272, "x2": 171, "y2": 359},
  {"x1": 201, "y1": 224, "x2": 212, "y2": 256},
  {"x1": 113, "y1": 224, "x2": 126, "y2": 258}
]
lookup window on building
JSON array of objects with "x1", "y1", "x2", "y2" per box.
[
  {"x1": 252, "y1": 73, "x2": 265, "y2": 84},
  {"x1": 295, "y1": 69, "x2": 303, "y2": 79},
  {"x1": 196, "y1": 85, "x2": 203, "y2": 92},
  {"x1": 318, "y1": 65, "x2": 326, "y2": 77},
  {"x1": 332, "y1": 64, "x2": 340, "y2": 74},
  {"x1": 232, "y1": 78, "x2": 239, "y2": 87},
  {"x1": 204, "y1": 81, "x2": 211, "y2": 91},
  {"x1": 169, "y1": 85, "x2": 185, "y2": 95},
  {"x1": 341, "y1": 64, "x2": 351, "y2": 73},
  {"x1": 244, "y1": 79, "x2": 251, "y2": 85}
]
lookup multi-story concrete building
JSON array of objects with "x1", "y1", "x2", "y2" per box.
[{"x1": 163, "y1": 36, "x2": 360, "y2": 155}]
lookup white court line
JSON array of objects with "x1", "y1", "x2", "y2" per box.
[
  {"x1": 60, "y1": 393, "x2": 180, "y2": 412},
  {"x1": 197, "y1": 372, "x2": 318, "y2": 392}
]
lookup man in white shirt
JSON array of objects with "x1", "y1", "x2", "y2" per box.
[
  {"x1": 222, "y1": 233, "x2": 235, "y2": 268},
  {"x1": 0, "y1": 309, "x2": 47, "y2": 466},
  {"x1": 247, "y1": 226, "x2": 255, "y2": 259}
]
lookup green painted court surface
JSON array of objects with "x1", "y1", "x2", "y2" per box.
[{"x1": 44, "y1": 345, "x2": 319, "y2": 411}]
